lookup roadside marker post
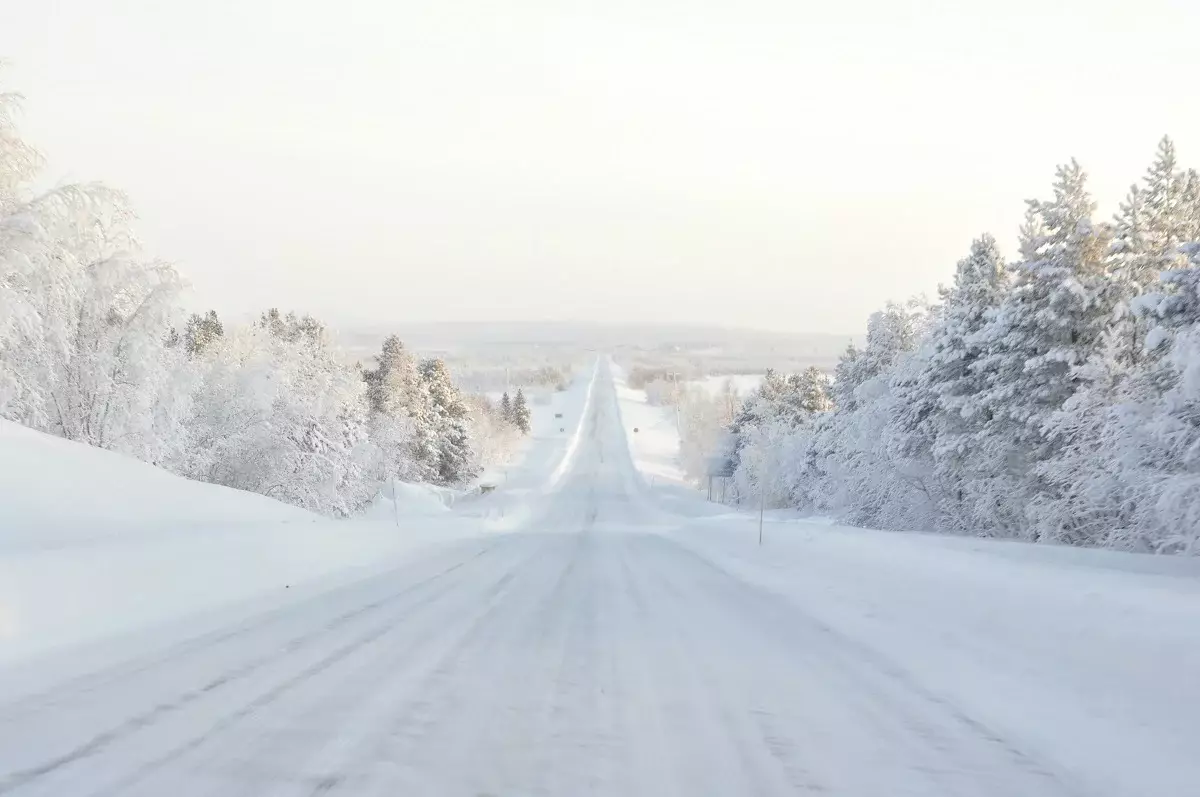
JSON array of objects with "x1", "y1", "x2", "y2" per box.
[
  {"x1": 391, "y1": 476, "x2": 400, "y2": 529},
  {"x1": 759, "y1": 484, "x2": 765, "y2": 546}
]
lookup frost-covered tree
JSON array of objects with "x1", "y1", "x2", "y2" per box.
[
  {"x1": 499, "y1": 391, "x2": 513, "y2": 425},
  {"x1": 182, "y1": 310, "x2": 224, "y2": 356},
  {"x1": 888, "y1": 236, "x2": 1011, "y2": 532},
  {"x1": 832, "y1": 301, "x2": 926, "y2": 411},
  {"x1": 180, "y1": 315, "x2": 376, "y2": 516},
  {"x1": 1138, "y1": 244, "x2": 1200, "y2": 361},
  {"x1": 463, "y1": 393, "x2": 522, "y2": 475},
  {"x1": 511, "y1": 388, "x2": 532, "y2": 435},
  {"x1": 0, "y1": 79, "x2": 39, "y2": 215},
  {"x1": 361, "y1": 335, "x2": 433, "y2": 482},
  {"x1": 1111, "y1": 244, "x2": 1200, "y2": 552},
  {"x1": 725, "y1": 369, "x2": 788, "y2": 470},
  {"x1": 1035, "y1": 144, "x2": 1200, "y2": 545},
  {"x1": 695, "y1": 143, "x2": 1200, "y2": 554},
  {"x1": 787, "y1": 367, "x2": 834, "y2": 416},
  {"x1": 676, "y1": 382, "x2": 739, "y2": 483},
  {"x1": 419, "y1": 358, "x2": 476, "y2": 485},
  {"x1": 1108, "y1": 137, "x2": 1200, "y2": 367},
  {"x1": 968, "y1": 162, "x2": 1113, "y2": 536},
  {"x1": 0, "y1": 80, "x2": 186, "y2": 456},
  {"x1": 816, "y1": 300, "x2": 932, "y2": 526}
]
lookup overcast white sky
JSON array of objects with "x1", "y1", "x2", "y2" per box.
[{"x1": 3, "y1": 0, "x2": 1198, "y2": 333}]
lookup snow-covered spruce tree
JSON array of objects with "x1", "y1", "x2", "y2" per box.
[
  {"x1": 733, "y1": 353, "x2": 866, "y2": 511},
  {"x1": 741, "y1": 367, "x2": 836, "y2": 508},
  {"x1": 182, "y1": 310, "x2": 224, "y2": 356},
  {"x1": 511, "y1": 388, "x2": 532, "y2": 435},
  {"x1": 1045, "y1": 244, "x2": 1200, "y2": 553},
  {"x1": 834, "y1": 302, "x2": 925, "y2": 412},
  {"x1": 821, "y1": 300, "x2": 932, "y2": 528},
  {"x1": 1110, "y1": 244, "x2": 1200, "y2": 552},
  {"x1": 1035, "y1": 144, "x2": 1200, "y2": 547},
  {"x1": 705, "y1": 143, "x2": 1200, "y2": 553},
  {"x1": 725, "y1": 368, "x2": 789, "y2": 477},
  {"x1": 362, "y1": 335, "x2": 436, "y2": 482},
  {"x1": 968, "y1": 161, "x2": 1113, "y2": 541},
  {"x1": 887, "y1": 235, "x2": 1011, "y2": 533},
  {"x1": 419, "y1": 358, "x2": 477, "y2": 485},
  {"x1": 499, "y1": 391, "x2": 513, "y2": 425},
  {"x1": 771, "y1": 370, "x2": 836, "y2": 511},
  {"x1": 786, "y1": 367, "x2": 834, "y2": 416},
  {"x1": 724, "y1": 299, "x2": 931, "y2": 519},
  {"x1": 1107, "y1": 137, "x2": 1200, "y2": 368}
]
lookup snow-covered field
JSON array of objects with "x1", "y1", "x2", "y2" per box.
[
  {"x1": 686, "y1": 372, "x2": 764, "y2": 397},
  {"x1": 1, "y1": 362, "x2": 1198, "y2": 796}
]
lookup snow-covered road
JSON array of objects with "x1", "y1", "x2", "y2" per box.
[{"x1": 2, "y1": 365, "x2": 1197, "y2": 796}]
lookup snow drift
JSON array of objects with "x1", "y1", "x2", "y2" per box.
[{"x1": 0, "y1": 419, "x2": 478, "y2": 668}]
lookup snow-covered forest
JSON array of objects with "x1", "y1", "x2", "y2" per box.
[
  {"x1": 719, "y1": 139, "x2": 1200, "y2": 554},
  {"x1": 0, "y1": 83, "x2": 528, "y2": 516}
]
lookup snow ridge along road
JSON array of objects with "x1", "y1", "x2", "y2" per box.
[{"x1": 1, "y1": 362, "x2": 1196, "y2": 796}]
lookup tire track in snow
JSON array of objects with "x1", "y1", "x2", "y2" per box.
[
  {"x1": 0, "y1": 541, "x2": 514, "y2": 797},
  {"x1": 106, "y1": 540, "x2": 543, "y2": 797},
  {"x1": 645, "y1": 533, "x2": 1088, "y2": 796}
]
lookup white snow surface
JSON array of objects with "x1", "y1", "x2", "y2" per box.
[
  {"x1": 1, "y1": 362, "x2": 1199, "y2": 796},
  {"x1": 689, "y1": 372, "x2": 765, "y2": 396},
  {"x1": 0, "y1": 370, "x2": 591, "y2": 669},
  {"x1": 612, "y1": 366, "x2": 690, "y2": 488}
]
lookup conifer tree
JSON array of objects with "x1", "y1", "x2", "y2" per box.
[
  {"x1": 500, "y1": 391, "x2": 513, "y2": 425},
  {"x1": 419, "y1": 358, "x2": 477, "y2": 484},
  {"x1": 512, "y1": 388, "x2": 532, "y2": 434}
]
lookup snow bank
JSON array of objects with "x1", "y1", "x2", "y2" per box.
[
  {"x1": 0, "y1": 419, "x2": 311, "y2": 550},
  {"x1": 0, "y1": 420, "x2": 478, "y2": 668},
  {"x1": 667, "y1": 517, "x2": 1200, "y2": 797},
  {"x1": 609, "y1": 362, "x2": 688, "y2": 487},
  {"x1": 357, "y1": 479, "x2": 454, "y2": 522}
]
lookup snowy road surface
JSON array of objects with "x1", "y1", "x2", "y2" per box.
[{"x1": 2, "y1": 366, "x2": 1198, "y2": 796}]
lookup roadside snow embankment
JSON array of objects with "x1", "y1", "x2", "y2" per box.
[
  {"x1": 609, "y1": 364, "x2": 687, "y2": 487},
  {"x1": 0, "y1": 419, "x2": 476, "y2": 668},
  {"x1": 668, "y1": 517, "x2": 1200, "y2": 797}
]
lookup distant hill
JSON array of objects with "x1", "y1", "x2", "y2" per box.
[{"x1": 335, "y1": 321, "x2": 859, "y2": 377}]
